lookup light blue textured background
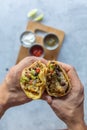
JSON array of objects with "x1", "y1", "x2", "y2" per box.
[{"x1": 0, "y1": 0, "x2": 87, "y2": 129}]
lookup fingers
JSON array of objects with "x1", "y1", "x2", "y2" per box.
[
  {"x1": 16, "y1": 57, "x2": 71, "y2": 72},
  {"x1": 42, "y1": 93, "x2": 52, "y2": 105},
  {"x1": 58, "y1": 62, "x2": 81, "y2": 87},
  {"x1": 38, "y1": 57, "x2": 48, "y2": 65},
  {"x1": 16, "y1": 56, "x2": 39, "y2": 69},
  {"x1": 68, "y1": 67, "x2": 83, "y2": 92},
  {"x1": 58, "y1": 61, "x2": 72, "y2": 72},
  {"x1": 16, "y1": 58, "x2": 83, "y2": 98},
  {"x1": 16, "y1": 56, "x2": 48, "y2": 70},
  {"x1": 16, "y1": 91, "x2": 32, "y2": 104},
  {"x1": 58, "y1": 61, "x2": 83, "y2": 91},
  {"x1": 68, "y1": 68, "x2": 80, "y2": 83}
]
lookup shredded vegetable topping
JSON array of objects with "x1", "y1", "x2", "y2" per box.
[
  {"x1": 20, "y1": 61, "x2": 47, "y2": 99},
  {"x1": 20, "y1": 61, "x2": 71, "y2": 99},
  {"x1": 46, "y1": 61, "x2": 71, "y2": 97}
]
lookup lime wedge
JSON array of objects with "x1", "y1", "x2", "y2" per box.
[
  {"x1": 27, "y1": 9, "x2": 38, "y2": 18},
  {"x1": 34, "y1": 14, "x2": 44, "y2": 22}
]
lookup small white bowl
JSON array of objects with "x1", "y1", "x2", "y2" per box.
[{"x1": 20, "y1": 31, "x2": 36, "y2": 48}]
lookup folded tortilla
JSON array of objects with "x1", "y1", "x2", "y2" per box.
[
  {"x1": 20, "y1": 61, "x2": 47, "y2": 99},
  {"x1": 46, "y1": 61, "x2": 71, "y2": 97}
]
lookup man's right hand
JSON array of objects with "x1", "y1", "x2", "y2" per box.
[{"x1": 43, "y1": 62, "x2": 86, "y2": 130}]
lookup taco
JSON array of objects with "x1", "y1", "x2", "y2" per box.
[
  {"x1": 46, "y1": 61, "x2": 71, "y2": 97},
  {"x1": 20, "y1": 61, "x2": 47, "y2": 99}
]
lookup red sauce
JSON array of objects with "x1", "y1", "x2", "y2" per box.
[{"x1": 30, "y1": 45, "x2": 44, "y2": 57}]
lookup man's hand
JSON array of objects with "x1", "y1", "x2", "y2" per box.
[
  {"x1": 0, "y1": 56, "x2": 47, "y2": 118},
  {"x1": 43, "y1": 62, "x2": 86, "y2": 130}
]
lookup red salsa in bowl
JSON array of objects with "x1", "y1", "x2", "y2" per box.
[{"x1": 29, "y1": 44, "x2": 45, "y2": 57}]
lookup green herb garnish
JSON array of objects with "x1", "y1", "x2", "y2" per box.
[{"x1": 20, "y1": 76, "x2": 29, "y2": 83}]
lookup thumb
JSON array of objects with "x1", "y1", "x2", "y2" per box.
[{"x1": 42, "y1": 93, "x2": 52, "y2": 105}]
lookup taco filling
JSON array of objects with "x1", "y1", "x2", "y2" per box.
[
  {"x1": 46, "y1": 61, "x2": 71, "y2": 97},
  {"x1": 20, "y1": 61, "x2": 47, "y2": 99}
]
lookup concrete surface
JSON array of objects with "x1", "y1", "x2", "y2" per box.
[{"x1": 0, "y1": 0, "x2": 87, "y2": 129}]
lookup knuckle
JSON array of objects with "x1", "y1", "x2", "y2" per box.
[
  {"x1": 27, "y1": 56, "x2": 37, "y2": 62},
  {"x1": 51, "y1": 101, "x2": 57, "y2": 108},
  {"x1": 25, "y1": 56, "x2": 36, "y2": 61},
  {"x1": 23, "y1": 56, "x2": 30, "y2": 61},
  {"x1": 70, "y1": 65, "x2": 75, "y2": 71},
  {"x1": 80, "y1": 85, "x2": 84, "y2": 94},
  {"x1": 9, "y1": 66, "x2": 15, "y2": 74},
  {"x1": 38, "y1": 57, "x2": 43, "y2": 61},
  {"x1": 8, "y1": 66, "x2": 17, "y2": 78}
]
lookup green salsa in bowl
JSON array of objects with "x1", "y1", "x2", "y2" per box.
[{"x1": 43, "y1": 33, "x2": 59, "y2": 50}]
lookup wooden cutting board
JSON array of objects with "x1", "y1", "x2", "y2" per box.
[{"x1": 16, "y1": 21, "x2": 65, "y2": 64}]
